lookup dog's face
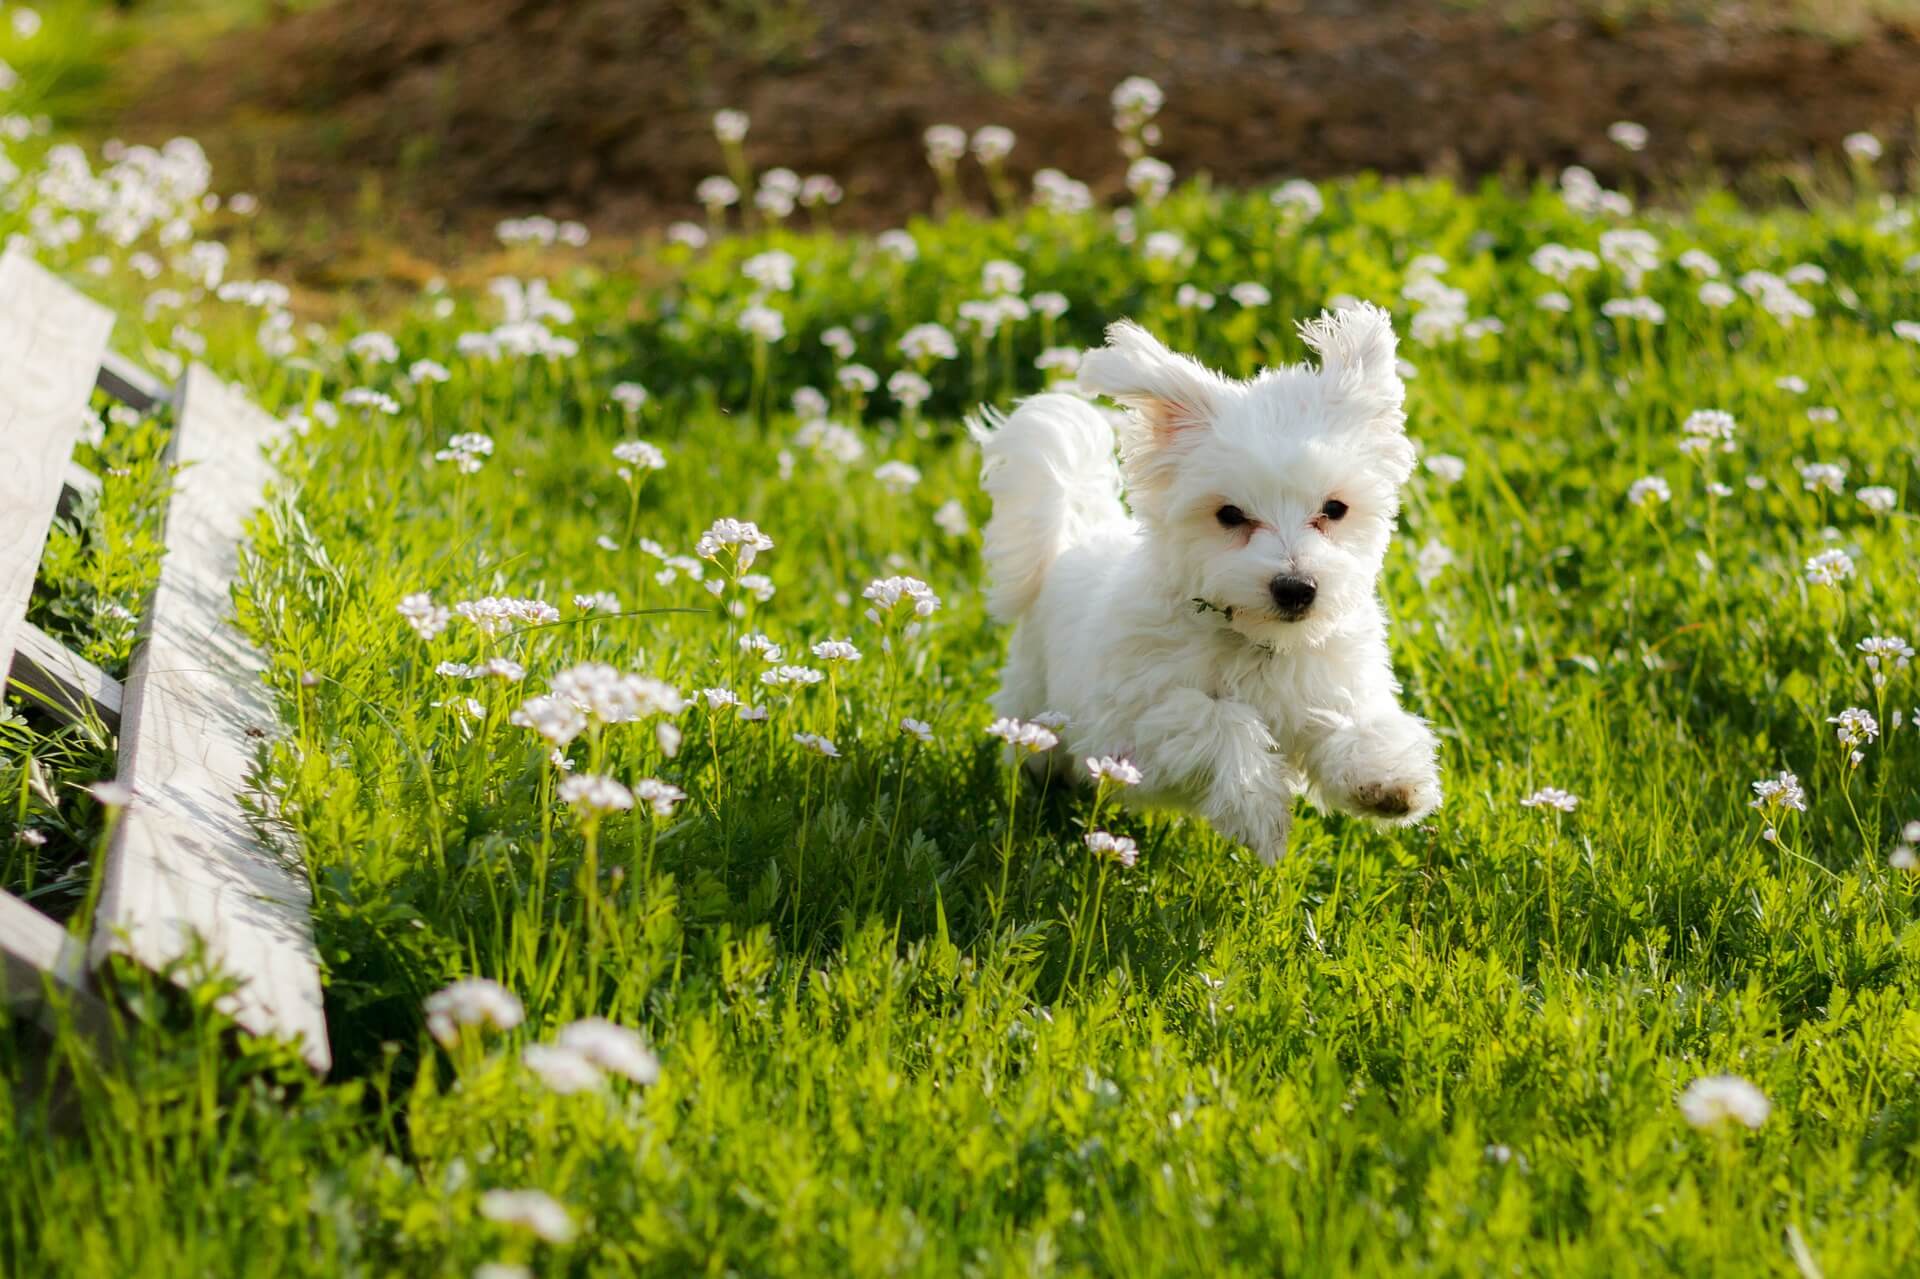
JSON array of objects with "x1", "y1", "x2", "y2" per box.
[{"x1": 1078, "y1": 304, "x2": 1415, "y2": 650}]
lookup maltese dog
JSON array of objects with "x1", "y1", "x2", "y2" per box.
[{"x1": 972, "y1": 302, "x2": 1440, "y2": 864}]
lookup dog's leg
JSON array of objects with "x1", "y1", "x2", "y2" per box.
[
  {"x1": 1132, "y1": 688, "x2": 1297, "y2": 863},
  {"x1": 1301, "y1": 700, "x2": 1441, "y2": 823}
]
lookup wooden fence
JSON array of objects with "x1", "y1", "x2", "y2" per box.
[{"x1": 0, "y1": 246, "x2": 329, "y2": 1072}]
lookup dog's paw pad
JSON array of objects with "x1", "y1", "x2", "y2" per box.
[{"x1": 1351, "y1": 782, "x2": 1413, "y2": 818}]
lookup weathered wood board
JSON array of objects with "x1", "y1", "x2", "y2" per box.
[
  {"x1": 7, "y1": 620, "x2": 123, "y2": 730},
  {"x1": 96, "y1": 350, "x2": 169, "y2": 413},
  {"x1": 0, "y1": 247, "x2": 114, "y2": 702},
  {"x1": 0, "y1": 888, "x2": 105, "y2": 1036},
  {"x1": 92, "y1": 362, "x2": 329, "y2": 1071}
]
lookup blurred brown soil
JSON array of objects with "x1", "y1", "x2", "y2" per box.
[{"x1": 124, "y1": 0, "x2": 1920, "y2": 237}]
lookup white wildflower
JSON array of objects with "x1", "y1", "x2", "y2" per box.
[
  {"x1": 1084, "y1": 831, "x2": 1140, "y2": 867},
  {"x1": 1519, "y1": 787, "x2": 1579, "y2": 813},
  {"x1": 1678, "y1": 1075, "x2": 1770, "y2": 1130}
]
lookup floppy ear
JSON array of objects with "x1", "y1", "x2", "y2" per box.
[
  {"x1": 1078, "y1": 320, "x2": 1230, "y2": 440},
  {"x1": 1296, "y1": 302, "x2": 1406, "y2": 427}
]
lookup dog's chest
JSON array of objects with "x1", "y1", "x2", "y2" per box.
[{"x1": 1207, "y1": 642, "x2": 1327, "y2": 740}]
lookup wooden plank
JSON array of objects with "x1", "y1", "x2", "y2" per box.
[
  {"x1": 57, "y1": 460, "x2": 102, "y2": 522},
  {"x1": 96, "y1": 351, "x2": 169, "y2": 413},
  {"x1": 93, "y1": 362, "x2": 329, "y2": 1072},
  {"x1": 0, "y1": 888, "x2": 108, "y2": 1037},
  {"x1": 7, "y1": 620, "x2": 122, "y2": 729},
  {"x1": 0, "y1": 246, "x2": 115, "y2": 693}
]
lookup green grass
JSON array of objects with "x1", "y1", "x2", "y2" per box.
[{"x1": 3, "y1": 89, "x2": 1920, "y2": 1279}]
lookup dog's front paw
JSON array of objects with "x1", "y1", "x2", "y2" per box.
[{"x1": 1347, "y1": 770, "x2": 1441, "y2": 823}]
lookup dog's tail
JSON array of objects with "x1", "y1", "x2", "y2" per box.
[{"x1": 967, "y1": 393, "x2": 1126, "y2": 623}]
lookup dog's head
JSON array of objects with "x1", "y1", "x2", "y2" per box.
[{"x1": 1078, "y1": 304, "x2": 1415, "y2": 651}]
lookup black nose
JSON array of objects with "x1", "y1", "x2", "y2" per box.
[{"x1": 1269, "y1": 575, "x2": 1317, "y2": 618}]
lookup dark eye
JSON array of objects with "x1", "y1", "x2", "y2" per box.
[
  {"x1": 1320, "y1": 499, "x2": 1349, "y2": 522},
  {"x1": 1215, "y1": 505, "x2": 1247, "y2": 528}
]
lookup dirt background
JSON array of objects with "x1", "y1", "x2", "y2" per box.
[{"x1": 124, "y1": 0, "x2": 1920, "y2": 237}]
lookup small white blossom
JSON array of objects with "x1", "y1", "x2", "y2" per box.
[
  {"x1": 1519, "y1": 787, "x2": 1579, "y2": 813},
  {"x1": 933, "y1": 498, "x2": 972, "y2": 537},
  {"x1": 631, "y1": 779, "x2": 687, "y2": 819},
  {"x1": 1084, "y1": 831, "x2": 1140, "y2": 867},
  {"x1": 1856, "y1": 485, "x2": 1898, "y2": 514},
  {"x1": 1680, "y1": 409, "x2": 1737, "y2": 454},
  {"x1": 761, "y1": 665, "x2": 825, "y2": 688},
  {"x1": 435, "y1": 432, "x2": 495, "y2": 475},
  {"x1": 558, "y1": 773, "x2": 634, "y2": 816},
  {"x1": 1749, "y1": 771, "x2": 1807, "y2": 813},
  {"x1": 1086, "y1": 756, "x2": 1143, "y2": 787},
  {"x1": 971, "y1": 125, "x2": 1016, "y2": 164},
  {"x1": 612, "y1": 439, "x2": 666, "y2": 471},
  {"x1": 511, "y1": 694, "x2": 588, "y2": 747},
  {"x1": 923, "y1": 124, "x2": 967, "y2": 167},
  {"x1": 1799, "y1": 461, "x2": 1847, "y2": 494},
  {"x1": 1270, "y1": 179, "x2": 1323, "y2": 221},
  {"x1": 555, "y1": 1017, "x2": 659, "y2": 1083},
  {"x1": 738, "y1": 304, "x2": 786, "y2": 343},
  {"x1": 424, "y1": 978, "x2": 524, "y2": 1047},
  {"x1": 522, "y1": 1044, "x2": 602, "y2": 1095},
  {"x1": 874, "y1": 460, "x2": 922, "y2": 494},
  {"x1": 898, "y1": 323, "x2": 959, "y2": 362},
  {"x1": 1804, "y1": 548, "x2": 1855, "y2": 587},
  {"x1": 1843, "y1": 131, "x2": 1882, "y2": 162},
  {"x1": 696, "y1": 519, "x2": 774, "y2": 569},
  {"x1": 863, "y1": 575, "x2": 941, "y2": 622},
  {"x1": 1678, "y1": 1075, "x2": 1770, "y2": 1131},
  {"x1": 479, "y1": 1189, "x2": 577, "y2": 1245},
  {"x1": 986, "y1": 717, "x2": 1059, "y2": 754},
  {"x1": 398, "y1": 592, "x2": 452, "y2": 641},
  {"x1": 1627, "y1": 476, "x2": 1671, "y2": 508},
  {"x1": 1828, "y1": 707, "x2": 1879, "y2": 750},
  {"x1": 347, "y1": 331, "x2": 400, "y2": 363},
  {"x1": 1607, "y1": 121, "x2": 1648, "y2": 151},
  {"x1": 793, "y1": 732, "x2": 840, "y2": 758}
]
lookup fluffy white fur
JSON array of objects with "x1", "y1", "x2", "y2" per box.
[{"x1": 971, "y1": 303, "x2": 1440, "y2": 864}]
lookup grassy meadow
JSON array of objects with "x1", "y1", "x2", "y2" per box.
[{"x1": 1, "y1": 21, "x2": 1919, "y2": 1277}]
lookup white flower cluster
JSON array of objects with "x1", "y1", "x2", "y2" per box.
[
  {"x1": 1858, "y1": 636, "x2": 1914, "y2": 688},
  {"x1": 862, "y1": 575, "x2": 942, "y2": 626},
  {"x1": 1084, "y1": 831, "x2": 1140, "y2": 867},
  {"x1": 550, "y1": 662, "x2": 685, "y2": 723},
  {"x1": 1803, "y1": 548, "x2": 1854, "y2": 587},
  {"x1": 986, "y1": 717, "x2": 1060, "y2": 754},
  {"x1": 1519, "y1": 787, "x2": 1579, "y2": 813},
  {"x1": 423, "y1": 977, "x2": 524, "y2": 1047},
  {"x1": 1749, "y1": 771, "x2": 1807, "y2": 814},
  {"x1": 897, "y1": 322, "x2": 959, "y2": 363},
  {"x1": 521, "y1": 1016, "x2": 660, "y2": 1097},
  {"x1": 612, "y1": 439, "x2": 666, "y2": 471},
  {"x1": 435, "y1": 432, "x2": 495, "y2": 474},
  {"x1": 695, "y1": 518, "x2": 775, "y2": 569},
  {"x1": 453, "y1": 596, "x2": 561, "y2": 636},
  {"x1": 558, "y1": 772, "x2": 634, "y2": 815},
  {"x1": 1678, "y1": 410, "x2": 1737, "y2": 456},
  {"x1": 398, "y1": 592, "x2": 452, "y2": 641},
  {"x1": 1828, "y1": 707, "x2": 1879, "y2": 752}
]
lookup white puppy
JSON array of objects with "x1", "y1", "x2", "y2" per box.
[{"x1": 972, "y1": 303, "x2": 1440, "y2": 864}]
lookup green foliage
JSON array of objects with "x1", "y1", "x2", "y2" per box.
[{"x1": 5, "y1": 148, "x2": 1920, "y2": 1276}]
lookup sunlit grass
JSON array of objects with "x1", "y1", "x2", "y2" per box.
[{"x1": 1, "y1": 81, "x2": 1918, "y2": 1279}]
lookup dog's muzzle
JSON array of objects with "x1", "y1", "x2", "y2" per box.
[{"x1": 1268, "y1": 574, "x2": 1317, "y2": 620}]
